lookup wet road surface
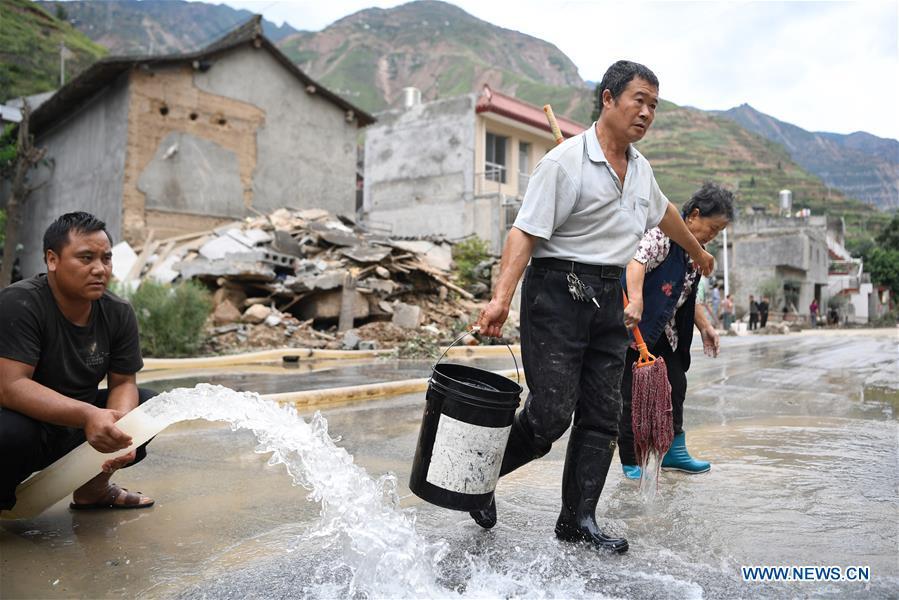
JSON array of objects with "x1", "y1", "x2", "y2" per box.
[{"x1": 1, "y1": 330, "x2": 896, "y2": 598}]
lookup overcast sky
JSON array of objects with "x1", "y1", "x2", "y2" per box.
[{"x1": 220, "y1": 0, "x2": 899, "y2": 140}]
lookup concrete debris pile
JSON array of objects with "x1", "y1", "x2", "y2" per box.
[{"x1": 112, "y1": 208, "x2": 486, "y2": 351}]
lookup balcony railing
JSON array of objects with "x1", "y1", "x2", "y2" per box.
[{"x1": 484, "y1": 161, "x2": 506, "y2": 183}]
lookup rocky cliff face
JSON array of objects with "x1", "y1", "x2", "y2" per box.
[{"x1": 37, "y1": 0, "x2": 300, "y2": 56}]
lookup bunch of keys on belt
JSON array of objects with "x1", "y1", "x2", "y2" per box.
[{"x1": 567, "y1": 272, "x2": 601, "y2": 308}]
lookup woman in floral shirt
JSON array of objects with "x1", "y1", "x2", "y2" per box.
[{"x1": 618, "y1": 183, "x2": 734, "y2": 479}]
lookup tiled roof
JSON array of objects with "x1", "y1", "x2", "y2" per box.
[
  {"x1": 28, "y1": 15, "x2": 374, "y2": 135},
  {"x1": 475, "y1": 85, "x2": 586, "y2": 138}
]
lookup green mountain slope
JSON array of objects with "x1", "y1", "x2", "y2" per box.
[
  {"x1": 0, "y1": 0, "x2": 106, "y2": 101},
  {"x1": 277, "y1": 0, "x2": 595, "y2": 121},
  {"x1": 715, "y1": 104, "x2": 898, "y2": 211},
  {"x1": 639, "y1": 103, "x2": 890, "y2": 242}
]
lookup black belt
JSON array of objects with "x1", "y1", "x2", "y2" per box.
[{"x1": 531, "y1": 257, "x2": 623, "y2": 279}]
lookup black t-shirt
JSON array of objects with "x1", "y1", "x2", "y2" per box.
[{"x1": 0, "y1": 274, "x2": 143, "y2": 403}]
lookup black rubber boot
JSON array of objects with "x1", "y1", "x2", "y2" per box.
[
  {"x1": 554, "y1": 427, "x2": 629, "y2": 553},
  {"x1": 469, "y1": 411, "x2": 546, "y2": 529}
]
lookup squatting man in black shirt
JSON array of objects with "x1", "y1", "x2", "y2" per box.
[{"x1": 0, "y1": 212, "x2": 156, "y2": 512}]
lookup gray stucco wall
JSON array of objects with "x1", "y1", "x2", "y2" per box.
[
  {"x1": 139, "y1": 131, "x2": 244, "y2": 218},
  {"x1": 193, "y1": 47, "x2": 359, "y2": 216},
  {"x1": 363, "y1": 95, "x2": 476, "y2": 238},
  {"x1": 19, "y1": 75, "x2": 130, "y2": 277}
]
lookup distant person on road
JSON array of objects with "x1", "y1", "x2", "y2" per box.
[
  {"x1": 472, "y1": 60, "x2": 714, "y2": 554},
  {"x1": 0, "y1": 213, "x2": 156, "y2": 514},
  {"x1": 748, "y1": 294, "x2": 759, "y2": 330},
  {"x1": 828, "y1": 305, "x2": 839, "y2": 326},
  {"x1": 810, "y1": 298, "x2": 819, "y2": 327},
  {"x1": 618, "y1": 182, "x2": 734, "y2": 479},
  {"x1": 722, "y1": 293, "x2": 734, "y2": 331},
  {"x1": 758, "y1": 296, "x2": 770, "y2": 328}
]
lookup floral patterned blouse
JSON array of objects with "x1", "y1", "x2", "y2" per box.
[{"x1": 633, "y1": 227, "x2": 700, "y2": 350}]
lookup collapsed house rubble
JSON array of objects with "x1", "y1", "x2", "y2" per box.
[{"x1": 112, "y1": 208, "x2": 500, "y2": 353}]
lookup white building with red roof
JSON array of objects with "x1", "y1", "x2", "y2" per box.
[{"x1": 363, "y1": 85, "x2": 585, "y2": 253}]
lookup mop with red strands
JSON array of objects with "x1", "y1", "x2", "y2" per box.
[
  {"x1": 543, "y1": 105, "x2": 673, "y2": 496},
  {"x1": 622, "y1": 292, "x2": 673, "y2": 496}
]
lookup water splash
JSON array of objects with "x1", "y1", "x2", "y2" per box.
[
  {"x1": 144, "y1": 384, "x2": 448, "y2": 597},
  {"x1": 145, "y1": 384, "x2": 595, "y2": 599},
  {"x1": 639, "y1": 451, "x2": 662, "y2": 504}
]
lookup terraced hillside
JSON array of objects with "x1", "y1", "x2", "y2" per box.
[{"x1": 640, "y1": 102, "x2": 890, "y2": 241}]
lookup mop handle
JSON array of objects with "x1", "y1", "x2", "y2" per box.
[
  {"x1": 621, "y1": 291, "x2": 656, "y2": 367},
  {"x1": 543, "y1": 106, "x2": 657, "y2": 369},
  {"x1": 543, "y1": 105, "x2": 565, "y2": 145}
]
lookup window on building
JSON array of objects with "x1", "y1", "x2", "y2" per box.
[
  {"x1": 518, "y1": 142, "x2": 530, "y2": 191},
  {"x1": 485, "y1": 132, "x2": 507, "y2": 183}
]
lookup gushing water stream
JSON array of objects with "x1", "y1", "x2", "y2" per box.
[
  {"x1": 144, "y1": 384, "x2": 590, "y2": 599},
  {"x1": 143, "y1": 384, "x2": 450, "y2": 597}
]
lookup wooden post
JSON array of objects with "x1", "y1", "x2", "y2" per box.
[{"x1": 338, "y1": 272, "x2": 356, "y2": 332}]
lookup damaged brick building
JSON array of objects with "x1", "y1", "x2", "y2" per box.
[{"x1": 14, "y1": 16, "x2": 373, "y2": 277}]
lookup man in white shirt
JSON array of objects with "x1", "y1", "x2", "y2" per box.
[{"x1": 472, "y1": 60, "x2": 714, "y2": 554}]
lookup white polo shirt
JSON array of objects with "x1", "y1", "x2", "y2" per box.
[{"x1": 513, "y1": 123, "x2": 669, "y2": 267}]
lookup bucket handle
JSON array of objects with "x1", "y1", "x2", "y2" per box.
[{"x1": 434, "y1": 326, "x2": 520, "y2": 384}]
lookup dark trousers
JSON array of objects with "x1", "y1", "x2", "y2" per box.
[
  {"x1": 760, "y1": 312, "x2": 768, "y2": 328},
  {"x1": 749, "y1": 313, "x2": 759, "y2": 330},
  {"x1": 0, "y1": 388, "x2": 157, "y2": 510},
  {"x1": 518, "y1": 265, "x2": 629, "y2": 454},
  {"x1": 618, "y1": 336, "x2": 687, "y2": 466}
]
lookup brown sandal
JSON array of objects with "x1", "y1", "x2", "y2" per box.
[{"x1": 69, "y1": 484, "x2": 155, "y2": 510}]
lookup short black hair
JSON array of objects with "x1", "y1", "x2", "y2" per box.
[
  {"x1": 682, "y1": 182, "x2": 736, "y2": 222},
  {"x1": 596, "y1": 60, "x2": 659, "y2": 116},
  {"x1": 43, "y1": 212, "x2": 112, "y2": 261}
]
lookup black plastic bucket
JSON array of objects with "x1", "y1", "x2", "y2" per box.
[{"x1": 409, "y1": 333, "x2": 522, "y2": 511}]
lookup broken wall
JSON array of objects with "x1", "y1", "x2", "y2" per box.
[
  {"x1": 123, "y1": 62, "x2": 265, "y2": 243},
  {"x1": 123, "y1": 45, "x2": 361, "y2": 244},
  {"x1": 18, "y1": 74, "x2": 130, "y2": 277},
  {"x1": 363, "y1": 95, "x2": 477, "y2": 239}
]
